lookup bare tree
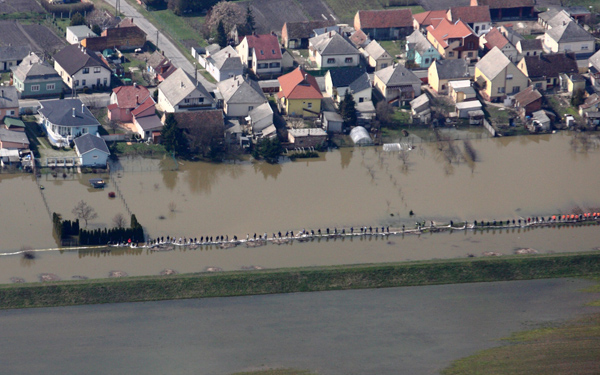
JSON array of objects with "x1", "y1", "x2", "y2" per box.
[
  {"x1": 72, "y1": 200, "x2": 98, "y2": 228},
  {"x1": 205, "y1": 1, "x2": 245, "y2": 35},
  {"x1": 376, "y1": 101, "x2": 393, "y2": 125},
  {"x1": 108, "y1": 120, "x2": 120, "y2": 134},
  {"x1": 112, "y1": 213, "x2": 127, "y2": 228}
]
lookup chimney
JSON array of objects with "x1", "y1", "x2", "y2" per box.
[
  {"x1": 133, "y1": 82, "x2": 137, "y2": 88},
  {"x1": 136, "y1": 95, "x2": 139, "y2": 104},
  {"x1": 72, "y1": 108, "x2": 76, "y2": 117},
  {"x1": 304, "y1": 73, "x2": 307, "y2": 81},
  {"x1": 81, "y1": 103, "x2": 85, "y2": 113},
  {"x1": 1, "y1": 90, "x2": 3, "y2": 97},
  {"x1": 329, "y1": 31, "x2": 332, "y2": 38},
  {"x1": 180, "y1": 82, "x2": 184, "y2": 88}
]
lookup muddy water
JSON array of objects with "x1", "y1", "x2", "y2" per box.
[{"x1": 1, "y1": 133, "x2": 599, "y2": 282}]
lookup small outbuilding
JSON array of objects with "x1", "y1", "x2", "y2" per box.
[
  {"x1": 531, "y1": 110, "x2": 551, "y2": 131},
  {"x1": 350, "y1": 126, "x2": 372, "y2": 145},
  {"x1": 456, "y1": 100, "x2": 482, "y2": 118},
  {"x1": 73, "y1": 133, "x2": 110, "y2": 167},
  {"x1": 449, "y1": 80, "x2": 476, "y2": 103},
  {"x1": 288, "y1": 128, "x2": 327, "y2": 148},
  {"x1": 322, "y1": 111, "x2": 343, "y2": 133}
]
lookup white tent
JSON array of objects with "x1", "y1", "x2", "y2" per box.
[{"x1": 350, "y1": 126, "x2": 372, "y2": 145}]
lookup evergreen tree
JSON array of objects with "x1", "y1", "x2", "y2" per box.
[
  {"x1": 256, "y1": 138, "x2": 283, "y2": 164},
  {"x1": 70, "y1": 12, "x2": 85, "y2": 26},
  {"x1": 91, "y1": 24, "x2": 102, "y2": 35},
  {"x1": 245, "y1": 5, "x2": 256, "y2": 33},
  {"x1": 161, "y1": 114, "x2": 189, "y2": 157},
  {"x1": 216, "y1": 20, "x2": 227, "y2": 48},
  {"x1": 338, "y1": 91, "x2": 357, "y2": 129}
]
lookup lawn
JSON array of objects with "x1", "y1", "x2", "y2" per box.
[
  {"x1": 380, "y1": 40, "x2": 404, "y2": 59},
  {"x1": 323, "y1": 0, "x2": 422, "y2": 23}
]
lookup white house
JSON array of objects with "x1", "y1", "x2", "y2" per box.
[
  {"x1": 73, "y1": 133, "x2": 110, "y2": 167},
  {"x1": 324, "y1": 66, "x2": 372, "y2": 104},
  {"x1": 236, "y1": 34, "x2": 282, "y2": 76},
  {"x1": 216, "y1": 75, "x2": 266, "y2": 117},
  {"x1": 309, "y1": 31, "x2": 360, "y2": 69},
  {"x1": 205, "y1": 46, "x2": 243, "y2": 82},
  {"x1": 38, "y1": 98, "x2": 101, "y2": 147},
  {"x1": 66, "y1": 25, "x2": 98, "y2": 45},
  {"x1": 247, "y1": 102, "x2": 274, "y2": 137},
  {"x1": 157, "y1": 68, "x2": 216, "y2": 113},
  {"x1": 543, "y1": 21, "x2": 595, "y2": 54},
  {"x1": 53, "y1": 44, "x2": 111, "y2": 90}
]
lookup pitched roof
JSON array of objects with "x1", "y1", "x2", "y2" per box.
[
  {"x1": 135, "y1": 114, "x2": 163, "y2": 131},
  {"x1": 131, "y1": 98, "x2": 156, "y2": 117},
  {"x1": 546, "y1": 10, "x2": 573, "y2": 29},
  {"x1": 216, "y1": 75, "x2": 265, "y2": 105},
  {"x1": 11, "y1": 52, "x2": 59, "y2": 81},
  {"x1": 521, "y1": 53, "x2": 578, "y2": 79},
  {"x1": 476, "y1": 46, "x2": 511, "y2": 79},
  {"x1": 327, "y1": 66, "x2": 371, "y2": 93},
  {"x1": 74, "y1": 134, "x2": 109, "y2": 155},
  {"x1": 589, "y1": 50, "x2": 600, "y2": 70},
  {"x1": 363, "y1": 40, "x2": 389, "y2": 60},
  {"x1": 433, "y1": 59, "x2": 471, "y2": 80},
  {"x1": 349, "y1": 29, "x2": 371, "y2": 48},
  {"x1": 245, "y1": 34, "x2": 282, "y2": 61},
  {"x1": 67, "y1": 25, "x2": 98, "y2": 39},
  {"x1": 38, "y1": 99, "x2": 100, "y2": 127},
  {"x1": 375, "y1": 63, "x2": 421, "y2": 87},
  {"x1": 356, "y1": 9, "x2": 413, "y2": 29},
  {"x1": 249, "y1": 102, "x2": 273, "y2": 123},
  {"x1": 170, "y1": 109, "x2": 224, "y2": 131},
  {"x1": 483, "y1": 28, "x2": 510, "y2": 49},
  {"x1": 112, "y1": 84, "x2": 151, "y2": 109},
  {"x1": 207, "y1": 46, "x2": 242, "y2": 71},
  {"x1": 283, "y1": 20, "x2": 335, "y2": 39},
  {"x1": 426, "y1": 19, "x2": 475, "y2": 49},
  {"x1": 538, "y1": 8, "x2": 559, "y2": 22},
  {"x1": 517, "y1": 38, "x2": 543, "y2": 51},
  {"x1": 545, "y1": 21, "x2": 594, "y2": 43},
  {"x1": 406, "y1": 30, "x2": 437, "y2": 55},
  {"x1": 158, "y1": 68, "x2": 215, "y2": 108},
  {"x1": 0, "y1": 86, "x2": 19, "y2": 109},
  {"x1": 309, "y1": 31, "x2": 358, "y2": 56},
  {"x1": 413, "y1": 10, "x2": 447, "y2": 28},
  {"x1": 53, "y1": 44, "x2": 110, "y2": 76},
  {"x1": 0, "y1": 44, "x2": 31, "y2": 62},
  {"x1": 448, "y1": 6, "x2": 491, "y2": 23},
  {"x1": 3, "y1": 117, "x2": 25, "y2": 128},
  {"x1": 277, "y1": 67, "x2": 322, "y2": 100},
  {"x1": 474, "y1": 0, "x2": 535, "y2": 10},
  {"x1": 513, "y1": 86, "x2": 542, "y2": 106},
  {"x1": 0, "y1": 128, "x2": 29, "y2": 145}
]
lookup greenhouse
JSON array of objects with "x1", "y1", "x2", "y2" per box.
[{"x1": 350, "y1": 126, "x2": 373, "y2": 146}]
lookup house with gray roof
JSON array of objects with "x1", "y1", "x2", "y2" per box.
[
  {"x1": 248, "y1": 102, "x2": 274, "y2": 137},
  {"x1": 0, "y1": 86, "x2": 19, "y2": 121},
  {"x1": 362, "y1": 40, "x2": 393, "y2": 71},
  {"x1": 53, "y1": 44, "x2": 111, "y2": 90},
  {"x1": 325, "y1": 66, "x2": 372, "y2": 105},
  {"x1": 589, "y1": 50, "x2": 600, "y2": 87},
  {"x1": 374, "y1": 63, "x2": 422, "y2": 105},
  {"x1": 12, "y1": 52, "x2": 63, "y2": 98},
  {"x1": 515, "y1": 38, "x2": 543, "y2": 59},
  {"x1": 157, "y1": 68, "x2": 216, "y2": 113},
  {"x1": 405, "y1": 30, "x2": 441, "y2": 69},
  {"x1": 309, "y1": 31, "x2": 360, "y2": 69},
  {"x1": 216, "y1": 75, "x2": 266, "y2": 117},
  {"x1": 475, "y1": 46, "x2": 528, "y2": 101},
  {"x1": 539, "y1": 9, "x2": 573, "y2": 30},
  {"x1": 66, "y1": 25, "x2": 98, "y2": 45},
  {"x1": 543, "y1": 21, "x2": 595, "y2": 55},
  {"x1": 427, "y1": 59, "x2": 472, "y2": 93},
  {"x1": 73, "y1": 133, "x2": 110, "y2": 166},
  {"x1": 38, "y1": 98, "x2": 101, "y2": 147},
  {"x1": 205, "y1": 46, "x2": 243, "y2": 82},
  {"x1": 0, "y1": 44, "x2": 31, "y2": 71},
  {"x1": 0, "y1": 128, "x2": 29, "y2": 150},
  {"x1": 282, "y1": 20, "x2": 336, "y2": 49}
]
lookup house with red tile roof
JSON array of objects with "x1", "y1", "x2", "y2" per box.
[
  {"x1": 413, "y1": 10, "x2": 447, "y2": 32},
  {"x1": 236, "y1": 33, "x2": 282, "y2": 77},
  {"x1": 426, "y1": 19, "x2": 479, "y2": 61},
  {"x1": 354, "y1": 9, "x2": 414, "y2": 40},
  {"x1": 446, "y1": 6, "x2": 491, "y2": 36},
  {"x1": 108, "y1": 83, "x2": 152, "y2": 122},
  {"x1": 470, "y1": 0, "x2": 535, "y2": 20},
  {"x1": 277, "y1": 67, "x2": 322, "y2": 117},
  {"x1": 480, "y1": 27, "x2": 518, "y2": 61}
]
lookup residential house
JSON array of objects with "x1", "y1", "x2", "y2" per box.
[
  {"x1": 517, "y1": 53, "x2": 578, "y2": 90},
  {"x1": 66, "y1": 25, "x2": 98, "y2": 45},
  {"x1": 0, "y1": 87, "x2": 19, "y2": 120},
  {"x1": 405, "y1": 30, "x2": 441, "y2": 69},
  {"x1": 204, "y1": 46, "x2": 243, "y2": 82},
  {"x1": 447, "y1": 6, "x2": 492, "y2": 36},
  {"x1": 236, "y1": 34, "x2": 282, "y2": 77},
  {"x1": 449, "y1": 80, "x2": 477, "y2": 102},
  {"x1": 146, "y1": 51, "x2": 177, "y2": 82},
  {"x1": 288, "y1": 128, "x2": 327, "y2": 148},
  {"x1": 132, "y1": 101, "x2": 163, "y2": 141},
  {"x1": 559, "y1": 73, "x2": 585, "y2": 94},
  {"x1": 543, "y1": 21, "x2": 595, "y2": 54},
  {"x1": 0, "y1": 128, "x2": 29, "y2": 150},
  {"x1": 349, "y1": 29, "x2": 371, "y2": 49},
  {"x1": 3, "y1": 117, "x2": 25, "y2": 132},
  {"x1": 374, "y1": 63, "x2": 422, "y2": 105},
  {"x1": 309, "y1": 31, "x2": 360, "y2": 69},
  {"x1": 499, "y1": 24, "x2": 525, "y2": 46},
  {"x1": 579, "y1": 94, "x2": 600, "y2": 115},
  {"x1": 426, "y1": 18, "x2": 479, "y2": 61},
  {"x1": 38, "y1": 98, "x2": 101, "y2": 147},
  {"x1": 515, "y1": 39, "x2": 543, "y2": 59},
  {"x1": 277, "y1": 67, "x2": 322, "y2": 117},
  {"x1": 281, "y1": 20, "x2": 335, "y2": 49},
  {"x1": 538, "y1": 9, "x2": 572, "y2": 30},
  {"x1": 412, "y1": 10, "x2": 447, "y2": 32},
  {"x1": 157, "y1": 68, "x2": 216, "y2": 113},
  {"x1": 354, "y1": 9, "x2": 414, "y2": 40},
  {"x1": 73, "y1": 133, "x2": 110, "y2": 166},
  {"x1": 513, "y1": 86, "x2": 542, "y2": 116},
  {"x1": 480, "y1": 27, "x2": 518, "y2": 62},
  {"x1": 108, "y1": 83, "x2": 152, "y2": 122},
  {"x1": 324, "y1": 66, "x2": 371, "y2": 104},
  {"x1": 216, "y1": 75, "x2": 266, "y2": 117},
  {"x1": 12, "y1": 53, "x2": 63, "y2": 98},
  {"x1": 428, "y1": 59, "x2": 472, "y2": 93},
  {"x1": 475, "y1": 46, "x2": 528, "y2": 101},
  {"x1": 322, "y1": 111, "x2": 343, "y2": 133},
  {"x1": 53, "y1": 44, "x2": 111, "y2": 90},
  {"x1": 362, "y1": 40, "x2": 393, "y2": 71},
  {"x1": 410, "y1": 93, "x2": 431, "y2": 122},
  {"x1": 589, "y1": 50, "x2": 600, "y2": 87},
  {"x1": 0, "y1": 45, "x2": 30, "y2": 72},
  {"x1": 247, "y1": 102, "x2": 274, "y2": 137},
  {"x1": 81, "y1": 18, "x2": 146, "y2": 52},
  {"x1": 469, "y1": 0, "x2": 535, "y2": 20}
]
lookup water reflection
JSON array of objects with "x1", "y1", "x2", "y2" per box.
[{"x1": 253, "y1": 161, "x2": 282, "y2": 180}]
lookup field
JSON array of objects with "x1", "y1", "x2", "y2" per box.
[
  {"x1": 249, "y1": 0, "x2": 336, "y2": 34},
  {"x1": 417, "y1": 0, "x2": 469, "y2": 11},
  {"x1": 0, "y1": 0, "x2": 44, "y2": 14},
  {"x1": 0, "y1": 20, "x2": 66, "y2": 55},
  {"x1": 322, "y1": 0, "x2": 424, "y2": 23}
]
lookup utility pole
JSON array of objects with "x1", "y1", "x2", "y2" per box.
[
  {"x1": 156, "y1": 30, "x2": 159, "y2": 50},
  {"x1": 115, "y1": 0, "x2": 120, "y2": 18}
]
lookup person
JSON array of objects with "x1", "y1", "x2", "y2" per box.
[
  {"x1": 278, "y1": 231, "x2": 282, "y2": 238},
  {"x1": 350, "y1": 227, "x2": 353, "y2": 233},
  {"x1": 318, "y1": 229, "x2": 321, "y2": 235}
]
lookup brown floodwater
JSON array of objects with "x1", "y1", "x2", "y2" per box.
[{"x1": 1, "y1": 132, "x2": 599, "y2": 283}]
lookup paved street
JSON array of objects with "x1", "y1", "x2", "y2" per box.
[{"x1": 101, "y1": 0, "x2": 216, "y2": 91}]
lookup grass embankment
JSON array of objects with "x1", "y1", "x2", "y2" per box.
[{"x1": 2, "y1": 252, "x2": 600, "y2": 309}]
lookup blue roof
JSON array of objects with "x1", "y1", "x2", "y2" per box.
[{"x1": 74, "y1": 133, "x2": 110, "y2": 155}]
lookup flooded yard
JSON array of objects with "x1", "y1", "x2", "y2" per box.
[{"x1": 0, "y1": 132, "x2": 599, "y2": 282}]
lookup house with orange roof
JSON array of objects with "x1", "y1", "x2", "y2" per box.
[
  {"x1": 413, "y1": 10, "x2": 447, "y2": 32},
  {"x1": 108, "y1": 83, "x2": 153, "y2": 122},
  {"x1": 480, "y1": 27, "x2": 518, "y2": 61},
  {"x1": 277, "y1": 67, "x2": 322, "y2": 117},
  {"x1": 426, "y1": 18, "x2": 479, "y2": 61},
  {"x1": 236, "y1": 34, "x2": 282, "y2": 77},
  {"x1": 354, "y1": 9, "x2": 413, "y2": 40},
  {"x1": 446, "y1": 6, "x2": 491, "y2": 36}
]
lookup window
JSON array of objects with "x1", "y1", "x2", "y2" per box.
[
  {"x1": 467, "y1": 42, "x2": 474, "y2": 49},
  {"x1": 260, "y1": 50, "x2": 264, "y2": 55},
  {"x1": 198, "y1": 98, "x2": 204, "y2": 103},
  {"x1": 248, "y1": 106, "x2": 254, "y2": 111},
  {"x1": 526, "y1": 52, "x2": 530, "y2": 56},
  {"x1": 307, "y1": 102, "x2": 312, "y2": 109},
  {"x1": 184, "y1": 99, "x2": 190, "y2": 103},
  {"x1": 512, "y1": 86, "x2": 520, "y2": 94},
  {"x1": 424, "y1": 58, "x2": 429, "y2": 64},
  {"x1": 345, "y1": 57, "x2": 353, "y2": 63},
  {"x1": 381, "y1": 63, "x2": 388, "y2": 68},
  {"x1": 93, "y1": 155, "x2": 98, "y2": 159},
  {"x1": 83, "y1": 68, "x2": 89, "y2": 74},
  {"x1": 327, "y1": 58, "x2": 336, "y2": 64},
  {"x1": 31, "y1": 85, "x2": 40, "y2": 92},
  {"x1": 269, "y1": 62, "x2": 280, "y2": 68},
  {"x1": 359, "y1": 97, "x2": 364, "y2": 103},
  {"x1": 272, "y1": 49, "x2": 275, "y2": 54},
  {"x1": 448, "y1": 52, "x2": 454, "y2": 57},
  {"x1": 257, "y1": 63, "x2": 268, "y2": 69},
  {"x1": 82, "y1": 79, "x2": 86, "y2": 86},
  {"x1": 467, "y1": 52, "x2": 473, "y2": 57},
  {"x1": 582, "y1": 45, "x2": 589, "y2": 50},
  {"x1": 533, "y1": 51, "x2": 537, "y2": 55},
  {"x1": 498, "y1": 87, "x2": 505, "y2": 94},
  {"x1": 9, "y1": 110, "x2": 15, "y2": 116},
  {"x1": 82, "y1": 127, "x2": 88, "y2": 134},
  {"x1": 94, "y1": 67, "x2": 101, "y2": 73},
  {"x1": 506, "y1": 74, "x2": 513, "y2": 80},
  {"x1": 46, "y1": 83, "x2": 55, "y2": 91},
  {"x1": 103, "y1": 78, "x2": 108, "y2": 86}
]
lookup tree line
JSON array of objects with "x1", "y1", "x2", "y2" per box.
[{"x1": 53, "y1": 212, "x2": 145, "y2": 245}]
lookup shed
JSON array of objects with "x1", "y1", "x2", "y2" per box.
[
  {"x1": 531, "y1": 110, "x2": 551, "y2": 131},
  {"x1": 73, "y1": 133, "x2": 110, "y2": 166},
  {"x1": 456, "y1": 100, "x2": 482, "y2": 118},
  {"x1": 322, "y1": 111, "x2": 343, "y2": 133},
  {"x1": 288, "y1": 128, "x2": 327, "y2": 148},
  {"x1": 449, "y1": 80, "x2": 476, "y2": 103},
  {"x1": 350, "y1": 126, "x2": 372, "y2": 145}
]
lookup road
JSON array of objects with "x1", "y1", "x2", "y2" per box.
[{"x1": 101, "y1": 0, "x2": 216, "y2": 91}]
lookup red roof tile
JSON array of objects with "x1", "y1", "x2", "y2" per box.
[
  {"x1": 277, "y1": 67, "x2": 322, "y2": 100},
  {"x1": 131, "y1": 98, "x2": 155, "y2": 117},
  {"x1": 413, "y1": 10, "x2": 448, "y2": 28},
  {"x1": 426, "y1": 18, "x2": 475, "y2": 49},
  {"x1": 356, "y1": 9, "x2": 413, "y2": 29},
  {"x1": 245, "y1": 34, "x2": 282, "y2": 61},
  {"x1": 483, "y1": 27, "x2": 509, "y2": 49},
  {"x1": 448, "y1": 6, "x2": 491, "y2": 23},
  {"x1": 112, "y1": 85, "x2": 151, "y2": 109}
]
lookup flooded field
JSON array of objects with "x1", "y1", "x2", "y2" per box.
[
  {"x1": 1, "y1": 279, "x2": 599, "y2": 374},
  {"x1": 1, "y1": 133, "x2": 599, "y2": 282}
]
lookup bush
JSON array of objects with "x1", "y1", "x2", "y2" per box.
[{"x1": 41, "y1": 0, "x2": 94, "y2": 15}]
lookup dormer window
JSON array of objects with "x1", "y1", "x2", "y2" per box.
[
  {"x1": 260, "y1": 50, "x2": 264, "y2": 55},
  {"x1": 272, "y1": 49, "x2": 275, "y2": 54}
]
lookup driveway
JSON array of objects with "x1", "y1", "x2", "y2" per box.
[{"x1": 101, "y1": 0, "x2": 216, "y2": 91}]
